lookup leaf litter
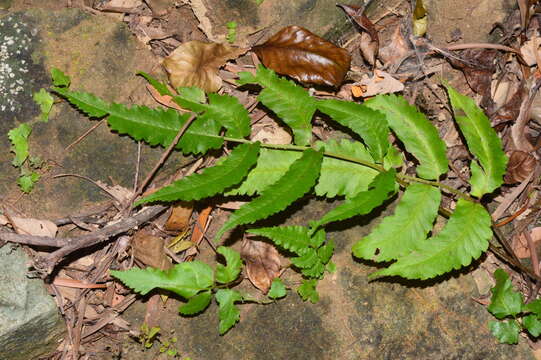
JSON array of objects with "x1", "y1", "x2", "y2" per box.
[{"x1": 6, "y1": 0, "x2": 541, "y2": 356}]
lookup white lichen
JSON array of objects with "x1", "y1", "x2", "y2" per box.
[{"x1": 0, "y1": 14, "x2": 35, "y2": 115}]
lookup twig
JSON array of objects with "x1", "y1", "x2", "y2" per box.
[
  {"x1": 65, "y1": 119, "x2": 105, "y2": 151},
  {"x1": 26, "y1": 205, "x2": 168, "y2": 275}
]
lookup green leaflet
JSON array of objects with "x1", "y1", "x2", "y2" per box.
[
  {"x1": 137, "y1": 71, "x2": 173, "y2": 96},
  {"x1": 314, "y1": 139, "x2": 379, "y2": 198},
  {"x1": 52, "y1": 87, "x2": 224, "y2": 155},
  {"x1": 238, "y1": 65, "x2": 316, "y2": 146},
  {"x1": 179, "y1": 290, "x2": 213, "y2": 315},
  {"x1": 227, "y1": 149, "x2": 301, "y2": 196},
  {"x1": 175, "y1": 91, "x2": 251, "y2": 139},
  {"x1": 487, "y1": 269, "x2": 523, "y2": 319},
  {"x1": 51, "y1": 68, "x2": 71, "y2": 87},
  {"x1": 268, "y1": 278, "x2": 287, "y2": 299},
  {"x1": 51, "y1": 87, "x2": 109, "y2": 118},
  {"x1": 136, "y1": 143, "x2": 260, "y2": 205},
  {"x1": 365, "y1": 94, "x2": 448, "y2": 180},
  {"x1": 33, "y1": 88, "x2": 54, "y2": 122},
  {"x1": 352, "y1": 183, "x2": 441, "y2": 262},
  {"x1": 213, "y1": 149, "x2": 323, "y2": 242},
  {"x1": 370, "y1": 199, "x2": 491, "y2": 280},
  {"x1": 445, "y1": 85, "x2": 507, "y2": 197},
  {"x1": 297, "y1": 279, "x2": 319, "y2": 303},
  {"x1": 8, "y1": 123, "x2": 32, "y2": 167},
  {"x1": 230, "y1": 139, "x2": 378, "y2": 198},
  {"x1": 248, "y1": 226, "x2": 312, "y2": 255},
  {"x1": 215, "y1": 289, "x2": 242, "y2": 334},
  {"x1": 215, "y1": 246, "x2": 243, "y2": 284},
  {"x1": 489, "y1": 320, "x2": 521, "y2": 345},
  {"x1": 317, "y1": 99, "x2": 389, "y2": 161},
  {"x1": 110, "y1": 261, "x2": 214, "y2": 299},
  {"x1": 310, "y1": 169, "x2": 397, "y2": 230}
]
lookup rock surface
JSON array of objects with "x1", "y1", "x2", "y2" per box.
[{"x1": 0, "y1": 244, "x2": 65, "y2": 360}]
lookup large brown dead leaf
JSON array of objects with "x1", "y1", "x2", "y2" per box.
[
  {"x1": 252, "y1": 26, "x2": 351, "y2": 88},
  {"x1": 163, "y1": 41, "x2": 247, "y2": 92},
  {"x1": 240, "y1": 238, "x2": 281, "y2": 294},
  {"x1": 379, "y1": 25, "x2": 410, "y2": 68},
  {"x1": 338, "y1": 4, "x2": 379, "y2": 67},
  {"x1": 3, "y1": 216, "x2": 58, "y2": 237}
]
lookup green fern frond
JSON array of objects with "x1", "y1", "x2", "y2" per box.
[
  {"x1": 137, "y1": 71, "x2": 173, "y2": 96},
  {"x1": 314, "y1": 139, "x2": 379, "y2": 198},
  {"x1": 238, "y1": 66, "x2": 316, "y2": 146},
  {"x1": 51, "y1": 87, "x2": 109, "y2": 118},
  {"x1": 135, "y1": 143, "x2": 261, "y2": 205},
  {"x1": 369, "y1": 199, "x2": 491, "y2": 280},
  {"x1": 226, "y1": 149, "x2": 301, "y2": 196},
  {"x1": 445, "y1": 85, "x2": 507, "y2": 197},
  {"x1": 248, "y1": 226, "x2": 312, "y2": 255},
  {"x1": 352, "y1": 183, "x2": 441, "y2": 262},
  {"x1": 365, "y1": 94, "x2": 448, "y2": 180},
  {"x1": 310, "y1": 169, "x2": 397, "y2": 230},
  {"x1": 213, "y1": 148, "x2": 323, "y2": 242},
  {"x1": 317, "y1": 100, "x2": 389, "y2": 161}
]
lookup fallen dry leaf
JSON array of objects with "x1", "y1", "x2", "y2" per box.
[
  {"x1": 355, "y1": 70, "x2": 404, "y2": 97},
  {"x1": 379, "y1": 25, "x2": 410, "y2": 67},
  {"x1": 132, "y1": 229, "x2": 171, "y2": 270},
  {"x1": 252, "y1": 26, "x2": 351, "y2": 88},
  {"x1": 241, "y1": 238, "x2": 281, "y2": 293},
  {"x1": 513, "y1": 227, "x2": 541, "y2": 258},
  {"x1": 9, "y1": 216, "x2": 57, "y2": 237},
  {"x1": 338, "y1": 4, "x2": 379, "y2": 67},
  {"x1": 163, "y1": 41, "x2": 247, "y2": 92},
  {"x1": 504, "y1": 150, "x2": 537, "y2": 184},
  {"x1": 165, "y1": 201, "x2": 193, "y2": 232}
]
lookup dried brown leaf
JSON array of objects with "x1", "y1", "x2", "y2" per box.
[
  {"x1": 241, "y1": 238, "x2": 281, "y2": 294},
  {"x1": 355, "y1": 70, "x2": 404, "y2": 97},
  {"x1": 513, "y1": 227, "x2": 541, "y2": 258},
  {"x1": 9, "y1": 216, "x2": 57, "y2": 237},
  {"x1": 504, "y1": 150, "x2": 537, "y2": 184},
  {"x1": 379, "y1": 25, "x2": 411, "y2": 67},
  {"x1": 164, "y1": 201, "x2": 193, "y2": 231},
  {"x1": 132, "y1": 229, "x2": 171, "y2": 270},
  {"x1": 252, "y1": 26, "x2": 351, "y2": 88},
  {"x1": 338, "y1": 4, "x2": 379, "y2": 66},
  {"x1": 163, "y1": 41, "x2": 247, "y2": 92}
]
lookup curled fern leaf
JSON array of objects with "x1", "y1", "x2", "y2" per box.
[
  {"x1": 310, "y1": 169, "x2": 397, "y2": 230},
  {"x1": 353, "y1": 183, "x2": 441, "y2": 262},
  {"x1": 370, "y1": 199, "x2": 491, "y2": 280},
  {"x1": 238, "y1": 65, "x2": 316, "y2": 146},
  {"x1": 135, "y1": 142, "x2": 261, "y2": 205},
  {"x1": 365, "y1": 94, "x2": 448, "y2": 180},
  {"x1": 214, "y1": 148, "x2": 323, "y2": 242},
  {"x1": 317, "y1": 99, "x2": 389, "y2": 161},
  {"x1": 445, "y1": 85, "x2": 507, "y2": 197}
]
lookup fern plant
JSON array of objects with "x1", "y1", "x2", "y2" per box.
[{"x1": 49, "y1": 65, "x2": 507, "y2": 334}]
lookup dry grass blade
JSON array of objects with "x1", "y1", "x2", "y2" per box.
[
  {"x1": 163, "y1": 41, "x2": 247, "y2": 92},
  {"x1": 252, "y1": 26, "x2": 351, "y2": 88},
  {"x1": 241, "y1": 238, "x2": 281, "y2": 294}
]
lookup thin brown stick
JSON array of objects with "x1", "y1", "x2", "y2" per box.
[
  {"x1": 26, "y1": 205, "x2": 168, "y2": 275},
  {"x1": 65, "y1": 119, "x2": 105, "y2": 151}
]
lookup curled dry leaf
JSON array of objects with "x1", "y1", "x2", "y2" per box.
[
  {"x1": 132, "y1": 229, "x2": 171, "y2": 270},
  {"x1": 354, "y1": 70, "x2": 404, "y2": 97},
  {"x1": 252, "y1": 26, "x2": 351, "y2": 88},
  {"x1": 164, "y1": 201, "x2": 193, "y2": 232},
  {"x1": 513, "y1": 227, "x2": 541, "y2": 259},
  {"x1": 379, "y1": 25, "x2": 410, "y2": 68},
  {"x1": 338, "y1": 4, "x2": 379, "y2": 67},
  {"x1": 8, "y1": 216, "x2": 57, "y2": 237},
  {"x1": 163, "y1": 41, "x2": 247, "y2": 92},
  {"x1": 241, "y1": 238, "x2": 281, "y2": 294},
  {"x1": 504, "y1": 150, "x2": 537, "y2": 184}
]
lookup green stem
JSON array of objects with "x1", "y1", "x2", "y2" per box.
[{"x1": 221, "y1": 136, "x2": 474, "y2": 201}]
